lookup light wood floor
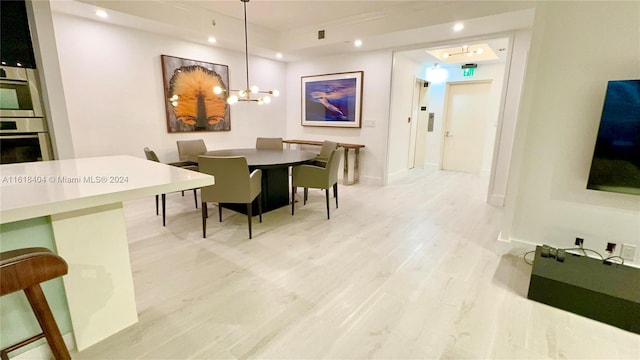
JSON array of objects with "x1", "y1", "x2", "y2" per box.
[{"x1": 73, "y1": 169, "x2": 639, "y2": 359}]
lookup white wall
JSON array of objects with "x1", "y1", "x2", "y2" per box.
[
  {"x1": 503, "y1": 1, "x2": 640, "y2": 265},
  {"x1": 488, "y1": 29, "x2": 531, "y2": 206},
  {"x1": 50, "y1": 12, "x2": 287, "y2": 162},
  {"x1": 387, "y1": 54, "x2": 423, "y2": 180},
  {"x1": 285, "y1": 51, "x2": 394, "y2": 185}
]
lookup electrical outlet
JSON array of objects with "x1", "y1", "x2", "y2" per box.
[
  {"x1": 620, "y1": 244, "x2": 637, "y2": 261},
  {"x1": 606, "y1": 242, "x2": 617, "y2": 253}
]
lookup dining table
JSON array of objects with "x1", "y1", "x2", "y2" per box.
[{"x1": 202, "y1": 148, "x2": 317, "y2": 214}]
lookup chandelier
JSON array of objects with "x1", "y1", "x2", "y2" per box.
[
  {"x1": 213, "y1": 0, "x2": 279, "y2": 105},
  {"x1": 443, "y1": 45, "x2": 483, "y2": 59}
]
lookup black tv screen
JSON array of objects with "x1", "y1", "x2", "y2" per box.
[{"x1": 586, "y1": 79, "x2": 640, "y2": 195}]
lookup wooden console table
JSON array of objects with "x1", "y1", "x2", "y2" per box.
[{"x1": 283, "y1": 140, "x2": 365, "y2": 185}]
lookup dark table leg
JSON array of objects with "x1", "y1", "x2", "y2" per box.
[{"x1": 221, "y1": 166, "x2": 290, "y2": 214}]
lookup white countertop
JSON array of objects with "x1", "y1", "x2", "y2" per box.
[{"x1": 0, "y1": 155, "x2": 214, "y2": 224}]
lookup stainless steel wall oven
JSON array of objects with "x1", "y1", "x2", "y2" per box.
[{"x1": 0, "y1": 66, "x2": 52, "y2": 164}]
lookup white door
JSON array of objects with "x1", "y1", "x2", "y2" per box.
[{"x1": 442, "y1": 81, "x2": 492, "y2": 173}]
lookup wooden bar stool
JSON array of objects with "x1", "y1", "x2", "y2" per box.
[{"x1": 0, "y1": 247, "x2": 71, "y2": 360}]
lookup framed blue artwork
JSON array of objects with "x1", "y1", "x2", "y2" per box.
[{"x1": 301, "y1": 71, "x2": 363, "y2": 128}]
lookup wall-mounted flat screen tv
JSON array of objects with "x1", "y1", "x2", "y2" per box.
[{"x1": 586, "y1": 79, "x2": 640, "y2": 195}]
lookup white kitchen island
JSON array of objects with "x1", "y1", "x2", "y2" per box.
[{"x1": 0, "y1": 155, "x2": 214, "y2": 351}]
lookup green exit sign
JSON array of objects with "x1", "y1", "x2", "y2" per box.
[{"x1": 463, "y1": 67, "x2": 475, "y2": 77}]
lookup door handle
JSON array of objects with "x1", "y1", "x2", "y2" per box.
[{"x1": 445, "y1": 131, "x2": 453, "y2": 137}]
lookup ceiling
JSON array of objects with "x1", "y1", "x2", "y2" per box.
[
  {"x1": 401, "y1": 37, "x2": 510, "y2": 69},
  {"x1": 53, "y1": 0, "x2": 536, "y2": 64},
  {"x1": 189, "y1": 0, "x2": 436, "y2": 33}
]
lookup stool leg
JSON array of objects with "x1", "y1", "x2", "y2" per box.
[{"x1": 23, "y1": 285, "x2": 71, "y2": 360}]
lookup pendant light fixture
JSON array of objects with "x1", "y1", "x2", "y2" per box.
[
  {"x1": 214, "y1": 0, "x2": 279, "y2": 105},
  {"x1": 442, "y1": 45, "x2": 484, "y2": 59}
]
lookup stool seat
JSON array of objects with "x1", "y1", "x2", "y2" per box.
[
  {"x1": 0, "y1": 247, "x2": 71, "y2": 360},
  {"x1": 1, "y1": 247, "x2": 68, "y2": 296}
]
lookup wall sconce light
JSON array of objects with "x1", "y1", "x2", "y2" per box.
[{"x1": 426, "y1": 63, "x2": 448, "y2": 84}]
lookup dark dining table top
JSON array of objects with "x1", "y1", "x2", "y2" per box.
[{"x1": 202, "y1": 148, "x2": 317, "y2": 168}]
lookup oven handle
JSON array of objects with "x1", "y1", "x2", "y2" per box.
[
  {"x1": 0, "y1": 79, "x2": 28, "y2": 86},
  {"x1": 0, "y1": 134, "x2": 40, "y2": 139}
]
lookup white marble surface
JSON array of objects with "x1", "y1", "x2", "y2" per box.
[{"x1": 0, "y1": 155, "x2": 214, "y2": 224}]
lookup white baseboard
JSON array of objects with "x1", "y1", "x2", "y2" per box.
[
  {"x1": 387, "y1": 169, "x2": 410, "y2": 183},
  {"x1": 13, "y1": 332, "x2": 75, "y2": 360},
  {"x1": 355, "y1": 175, "x2": 382, "y2": 186},
  {"x1": 495, "y1": 232, "x2": 535, "y2": 256},
  {"x1": 496, "y1": 233, "x2": 537, "y2": 257},
  {"x1": 488, "y1": 194, "x2": 505, "y2": 207},
  {"x1": 495, "y1": 234, "x2": 640, "y2": 269}
]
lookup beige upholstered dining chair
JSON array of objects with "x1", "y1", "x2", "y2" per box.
[
  {"x1": 198, "y1": 155, "x2": 263, "y2": 239},
  {"x1": 255, "y1": 137, "x2": 283, "y2": 150},
  {"x1": 291, "y1": 148, "x2": 343, "y2": 219},
  {"x1": 176, "y1": 139, "x2": 207, "y2": 163},
  {"x1": 144, "y1": 147, "x2": 198, "y2": 226},
  {"x1": 312, "y1": 140, "x2": 338, "y2": 167}
]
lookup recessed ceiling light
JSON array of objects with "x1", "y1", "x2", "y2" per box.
[
  {"x1": 276, "y1": 52, "x2": 283, "y2": 59},
  {"x1": 453, "y1": 23, "x2": 464, "y2": 32},
  {"x1": 354, "y1": 39, "x2": 363, "y2": 48},
  {"x1": 208, "y1": 37, "x2": 217, "y2": 44},
  {"x1": 96, "y1": 9, "x2": 108, "y2": 19}
]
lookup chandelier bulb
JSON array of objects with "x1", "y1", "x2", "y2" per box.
[
  {"x1": 263, "y1": 96, "x2": 271, "y2": 104},
  {"x1": 213, "y1": 86, "x2": 223, "y2": 94},
  {"x1": 251, "y1": 85, "x2": 259, "y2": 93},
  {"x1": 271, "y1": 89, "x2": 280, "y2": 97}
]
